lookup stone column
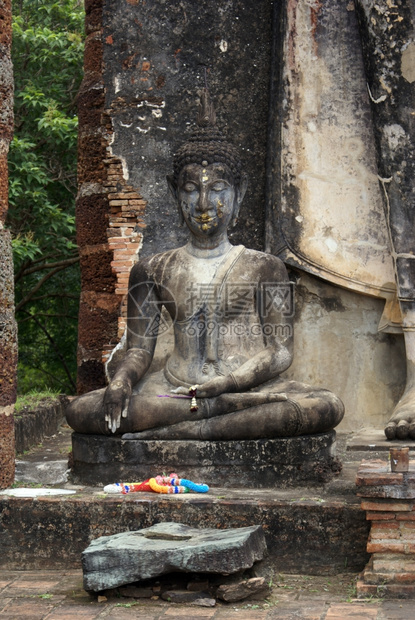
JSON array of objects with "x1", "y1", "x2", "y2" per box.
[
  {"x1": 76, "y1": 0, "x2": 118, "y2": 394},
  {"x1": 0, "y1": 0, "x2": 17, "y2": 489}
]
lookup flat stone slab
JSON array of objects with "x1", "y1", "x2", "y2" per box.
[
  {"x1": 15, "y1": 460, "x2": 69, "y2": 485},
  {"x1": 82, "y1": 522, "x2": 266, "y2": 592},
  {"x1": 71, "y1": 431, "x2": 340, "y2": 487},
  {"x1": 347, "y1": 429, "x2": 415, "y2": 452}
]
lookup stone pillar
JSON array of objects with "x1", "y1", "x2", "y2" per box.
[
  {"x1": 356, "y1": 456, "x2": 415, "y2": 598},
  {"x1": 0, "y1": 0, "x2": 17, "y2": 488},
  {"x1": 76, "y1": 0, "x2": 119, "y2": 394}
]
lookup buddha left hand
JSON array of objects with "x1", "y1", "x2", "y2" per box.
[{"x1": 172, "y1": 376, "x2": 229, "y2": 399}]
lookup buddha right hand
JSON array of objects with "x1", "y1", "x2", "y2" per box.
[{"x1": 103, "y1": 379, "x2": 132, "y2": 434}]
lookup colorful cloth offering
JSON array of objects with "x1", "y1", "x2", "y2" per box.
[{"x1": 103, "y1": 473, "x2": 209, "y2": 494}]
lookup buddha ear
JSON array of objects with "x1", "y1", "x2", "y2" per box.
[
  {"x1": 167, "y1": 174, "x2": 177, "y2": 200},
  {"x1": 167, "y1": 174, "x2": 184, "y2": 226},
  {"x1": 231, "y1": 172, "x2": 248, "y2": 227}
]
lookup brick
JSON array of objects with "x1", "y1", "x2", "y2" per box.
[
  {"x1": 356, "y1": 580, "x2": 378, "y2": 597},
  {"x1": 371, "y1": 521, "x2": 399, "y2": 530},
  {"x1": 108, "y1": 243, "x2": 128, "y2": 250},
  {"x1": 120, "y1": 209, "x2": 140, "y2": 217},
  {"x1": 361, "y1": 569, "x2": 415, "y2": 584},
  {"x1": 325, "y1": 602, "x2": 378, "y2": 619},
  {"x1": 357, "y1": 579, "x2": 415, "y2": 598},
  {"x1": 373, "y1": 555, "x2": 415, "y2": 572},
  {"x1": 366, "y1": 511, "x2": 396, "y2": 520},
  {"x1": 367, "y1": 541, "x2": 405, "y2": 553},
  {"x1": 391, "y1": 572, "x2": 415, "y2": 583},
  {"x1": 369, "y1": 529, "x2": 400, "y2": 540},
  {"x1": 361, "y1": 500, "x2": 413, "y2": 512},
  {"x1": 112, "y1": 247, "x2": 133, "y2": 253},
  {"x1": 108, "y1": 192, "x2": 139, "y2": 199},
  {"x1": 109, "y1": 200, "x2": 129, "y2": 206},
  {"x1": 356, "y1": 472, "x2": 403, "y2": 486},
  {"x1": 164, "y1": 608, "x2": 215, "y2": 617},
  {"x1": 397, "y1": 513, "x2": 415, "y2": 521}
]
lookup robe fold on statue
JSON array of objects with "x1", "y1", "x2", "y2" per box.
[{"x1": 266, "y1": 0, "x2": 399, "y2": 331}]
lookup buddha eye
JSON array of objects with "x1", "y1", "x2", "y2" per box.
[
  {"x1": 211, "y1": 182, "x2": 227, "y2": 192},
  {"x1": 183, "y1": 182, "x2": 197, "y2": 192}
]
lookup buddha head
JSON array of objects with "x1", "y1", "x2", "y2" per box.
[{"x1": 167, "y1": 90, "x2": 248, "y2": 238}]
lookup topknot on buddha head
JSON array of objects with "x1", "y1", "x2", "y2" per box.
[{"x1": 172, "y1": 89, "x2": 243, "y2": 186}]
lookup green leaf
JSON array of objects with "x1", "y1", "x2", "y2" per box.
[{"x1": 8, "y1": 0, "x2": 85, "y2": 395}]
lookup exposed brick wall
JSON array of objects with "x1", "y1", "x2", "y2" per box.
[
  {"x1": 0, "y1": 0, "x2": 16, "y2": 488},
  {"x1": 76, "y1": 0, "x2": 146, "y2": 393},
  {"x1": 356, "y1": 457, "x2": 415, "y2": 598}
]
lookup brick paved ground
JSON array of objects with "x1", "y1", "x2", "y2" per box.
[{"x1": 0, "y1": 570, "x2": 413, "y2": 619}]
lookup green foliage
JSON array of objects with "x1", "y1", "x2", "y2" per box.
[{"x1": 8, "y1": 0, "x2": 85, "y2": 394}]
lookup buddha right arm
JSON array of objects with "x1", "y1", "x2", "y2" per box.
[
  {"x1": 103, "y1": 258, "x2": 160, "y2": 432},
  {"x1": 103, "y1": 348, "x2": 153, "y2": 433}
]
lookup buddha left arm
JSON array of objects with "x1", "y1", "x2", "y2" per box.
[
  {"x1": 197, "y1": 266, "x2": 294, "y2": 398},
  {"x1": 196, "y1": 343, "x2": 292, "y2": 398}
]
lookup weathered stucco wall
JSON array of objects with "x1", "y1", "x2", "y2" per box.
[{"x1": 0, "y1": 0, "x2": 16, "y2": 488}]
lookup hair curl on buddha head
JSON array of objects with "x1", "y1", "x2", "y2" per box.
[{"x1": 172, "y1": 89, "x2": 243, "y2": 186}]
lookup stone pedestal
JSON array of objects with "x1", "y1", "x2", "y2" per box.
[
  {"x1": 356, "y1": 457, "x2": 415, "y2": 598},
  {"x1": 71, "y1": 430, "x2": 340, "y2": 487}
]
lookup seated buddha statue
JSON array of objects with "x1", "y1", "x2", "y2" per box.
[{"x1": 66, "y1": 90, "x2": 344, "y2": 440}]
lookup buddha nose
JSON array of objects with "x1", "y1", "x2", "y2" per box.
[{"x1": 197, "y1": 187, "x2": 210, "y2": 212}]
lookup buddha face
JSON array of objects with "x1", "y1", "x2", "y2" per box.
[{"x1": 177, "y1": 163, "x2": 239, "y2": 238}]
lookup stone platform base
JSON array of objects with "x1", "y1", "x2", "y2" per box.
[
  {"x1": 71, "y1": 431, "x2": 340, "y2": 487},
  {"x1": 0, "y1": 485, "x2": 369, "y2": 574}
]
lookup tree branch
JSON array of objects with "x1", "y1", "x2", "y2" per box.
[
  {"x1": 18, "y1": 313, "x2": 78, "y2": 324},
  {"x1": 20, "y1": 309, "x2": 77, "y2": 392},
  {"x1": 17, "y1": 255, "x2": 79, "y2": 279},
  {"x1": 29, "y1": 293, "x2": 79, "y2": 302},
  {"x1": 15, "y1": 257, "x2": 80, "y2": 313}
]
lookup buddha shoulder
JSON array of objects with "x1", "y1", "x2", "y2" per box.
[
  {"x1": 128, "y1": 248, "x2": 181, "y2": 284},
  {"x1": 234, "y1": 247, "x2": 289, "y2": 282}
]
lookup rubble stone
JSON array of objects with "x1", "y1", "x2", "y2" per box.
[{"x1": 82, "y1": 522, "x2": 266, "y2": 593}]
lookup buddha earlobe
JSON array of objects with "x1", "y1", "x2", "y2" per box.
[
  {"x1": 167, "y1": 174, "x2": 177, "y2": 201},
  {"x1": 167, "y1": 174, "x2": 184, "y2": 226},
  {"x1": 231, "y1": 173, "x2": 248, "y2": 227},
  {"x1": 237, "y1": 172, "x2": 248, "y2": 205}
]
